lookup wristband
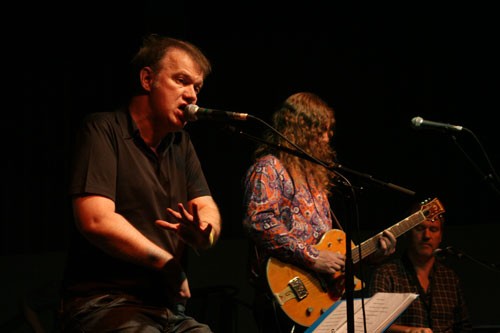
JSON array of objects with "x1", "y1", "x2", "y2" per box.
[{"x1": 209, "y1": 229, "x2": 215, "y2": 247}]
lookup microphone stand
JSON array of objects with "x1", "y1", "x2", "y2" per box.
[
  {"x1": 224, "y1": 122, "x2": 415, "y2": 333},
  {"x1": 439, "y1": 246, "x2": 500, "y2": 273},
  {"x1": 449, "y1": 128, "x2": 500, "y2": 198}
]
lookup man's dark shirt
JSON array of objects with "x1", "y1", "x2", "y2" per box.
[
  {"x1": 369, "y1": 253, "x2": 472, "y2": 333},
  {"x1": 62, "y1": 109, "x2": 211, "y2": 300}
]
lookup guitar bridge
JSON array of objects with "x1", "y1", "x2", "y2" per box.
[
  {"x1": 288, "y1": 276, "x2": 308, "y2": 300},
  {"x1": 274, "y1": 276, "x2": 309, "y2": 305}
]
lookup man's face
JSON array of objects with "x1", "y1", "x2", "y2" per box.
[
  {"x1": 148, "y1": 48, "x2": 205, "y2": 131},
  {"x1": 409, "y1": 217, "x2": 443, "y2": 257}
]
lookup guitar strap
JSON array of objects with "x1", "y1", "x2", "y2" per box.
[{"x1": 329, "y1": 208, "x2": 344, "y2": 231}]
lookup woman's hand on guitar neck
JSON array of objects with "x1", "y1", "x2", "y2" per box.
[
  {"x1": 312, "y1": 250, "x2": 346, "y2": 274},
  {"x1": 371, "y1": 230, "x2": 397, "y2": 262}
]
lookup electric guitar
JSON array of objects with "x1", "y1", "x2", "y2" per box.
[{"x1": 265, "y1": 197, "x2": 444, "y2": 327}]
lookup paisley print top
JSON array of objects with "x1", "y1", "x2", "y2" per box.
[{"x1": 243, "y1": 154, "x2": 332, "y2": 275}]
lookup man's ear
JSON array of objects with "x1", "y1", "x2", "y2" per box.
[{"x1": 140, "y1": 66, "x2": 154, "y2": 92}]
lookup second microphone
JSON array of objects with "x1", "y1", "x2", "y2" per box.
[{"x1": 184, "y1": 104, "x2": 249, "y2": 122}]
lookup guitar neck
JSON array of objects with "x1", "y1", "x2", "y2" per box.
[{"x1": 351, "y1": 210, "x2": 425, "y2": 264}]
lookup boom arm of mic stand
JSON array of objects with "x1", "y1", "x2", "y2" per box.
[
  {"x1": 448, "y1": 247, "x2": 500, "y2": 273},
  {"x1": 226, "y1": 124, "x2": 416, "y2": 196},
  {"x1": 332, "y1": 164, "x2": 416, "y2": 197}
]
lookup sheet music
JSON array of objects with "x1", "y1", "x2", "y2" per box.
[{"x1": 306, "y1": 292, "x2": 419, "y2": 333}]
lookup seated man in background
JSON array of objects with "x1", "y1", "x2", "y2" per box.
[{"x1": 369, "y1": 202, "x2": 472, "y2": 333}]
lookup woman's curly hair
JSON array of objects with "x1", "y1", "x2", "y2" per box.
[{"x1": 254, "y1": 92, "x2": 337, "y2": 195}]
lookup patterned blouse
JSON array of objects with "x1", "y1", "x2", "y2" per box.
[
  {"x1": 242, "y1": 154, "x2": 332, "y2": 279},
  {"x1": 369, "y1": 253, "x2": 472, "y2": 333}
]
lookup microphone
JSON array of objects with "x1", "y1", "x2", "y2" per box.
[
  {"x1": 411, "y1": 116, "x2": 463, "y2": 132},
  {"x1": 433, "y1": 246, "x2": 463, "y2": 259},
  {"x1": 184, "y1": 104, "x2": 249, "y2": 121}
]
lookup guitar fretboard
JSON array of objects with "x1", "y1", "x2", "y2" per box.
[{"x1": 351, "y1": 211, "x2": 425, "y2": 263}]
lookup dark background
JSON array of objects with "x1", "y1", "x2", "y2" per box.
[
  {"x1": 3, "y1": 2, "x2": 499, "y2": 250},
  {"x1": 2, "y1": 2, "x2": 499, "y2": 332}
]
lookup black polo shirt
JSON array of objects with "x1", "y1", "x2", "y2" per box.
[{"x1": 63, "y1": 108, "x2": 211, "y2": 298}]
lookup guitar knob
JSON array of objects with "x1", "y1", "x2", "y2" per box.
[
  {"x1": 306, "y1": 307, "x2": 314, "y2": 315},
  {"x1": 321, "y1": 308, "x2": 327, "y2": 314}
]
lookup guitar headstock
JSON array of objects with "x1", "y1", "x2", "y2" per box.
[{"x1": 420, "y1": 198, "x2": 445, "y2": 221}]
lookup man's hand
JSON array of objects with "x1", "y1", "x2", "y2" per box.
[{"x1": 156, "y1": 202, "x2": 213, "y2": 250}]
